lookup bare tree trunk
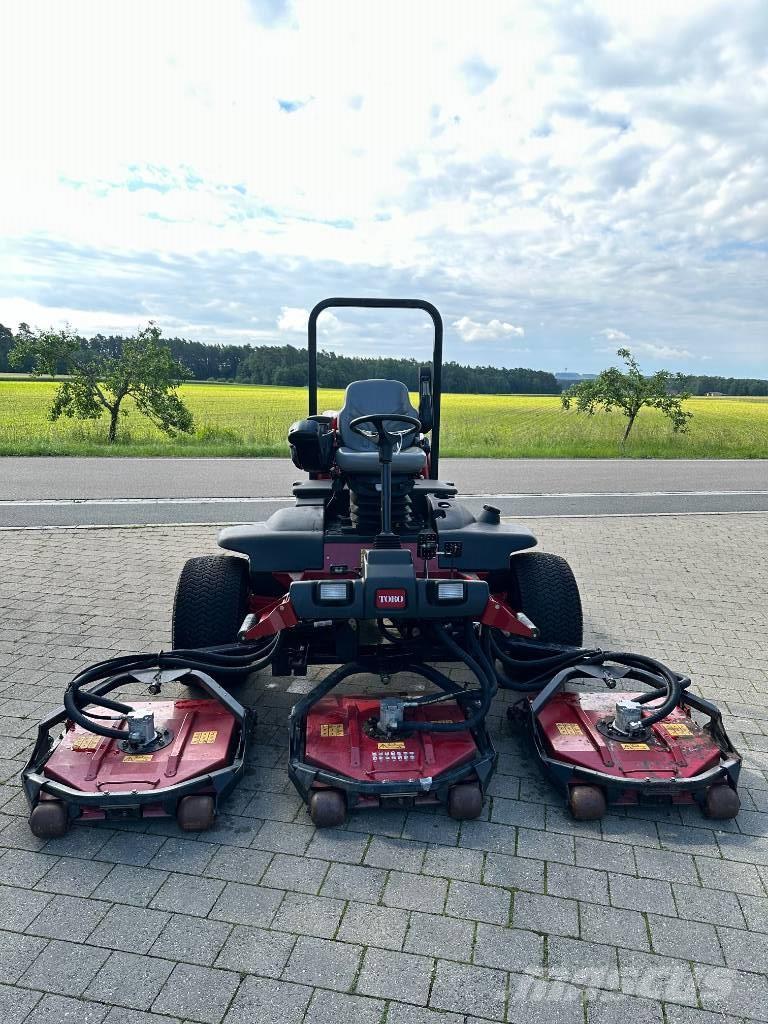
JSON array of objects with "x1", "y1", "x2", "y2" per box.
[
  {"x1": 622, "y1": 409, "x2": 639, "y2": 443},
  {"x1": 107, "y1": 404, "x2": 120, "y2": 443}
]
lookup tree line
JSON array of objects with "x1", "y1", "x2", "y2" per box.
[
  {"x1": 1, "y1": 324, "x2": 765, "y2": 395},
  {"x1": 0, "y1": 325, "x2": 558, "y2": 394}
]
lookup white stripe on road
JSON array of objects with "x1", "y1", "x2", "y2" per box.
[
  {"x1": 1, "y1": 489, "x2": 768, "y2": 507},
  {"x1": 1, "y1": 509, "x2": 767, "y2": 531}
]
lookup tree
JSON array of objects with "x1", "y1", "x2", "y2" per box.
[
  {"x1": 561, "y1": 348, "x2": 693, "y2": 444},
  {"x1": 10, "y1": 322, "x2": 194, "y2": 443}
]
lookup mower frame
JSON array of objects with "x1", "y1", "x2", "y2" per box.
[{"x1": 22, "y1": 669, "x2": 254, "y2": 825}]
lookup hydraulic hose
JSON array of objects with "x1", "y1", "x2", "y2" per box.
[
  {"x1": 390, "y1": 622, "x2": 495, "y2": 734},
  {"x1": 64, "y1": 634, "x2": 283, "y2": 739},
  {"x1": 492, "y1": 634, "x2": 688, "y2": 728}
]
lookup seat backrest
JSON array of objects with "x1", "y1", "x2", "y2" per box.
[{"x1": 337, "y1": 379, "x2": 420, "y2": 451}]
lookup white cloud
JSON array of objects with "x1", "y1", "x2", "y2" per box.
[
  {"x1": 277, "y1": 306, "x2": 309, "y2": 332},
  {"x1": 632, "y1": 341, "x2": 701, "y2": 360},
  {"x1": 0, "y1": 0, "x2": 766, "y2": 372},
  {"x1": 453, "y1": 317, "x2": 525, "y2": 342},
  {"x1": 599, "y1": 328, "x2": 631, "y2": 342}
]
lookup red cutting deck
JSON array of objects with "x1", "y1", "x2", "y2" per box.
[{"x1": 305, "y1": 695, "x2": 478, "y2": 782}]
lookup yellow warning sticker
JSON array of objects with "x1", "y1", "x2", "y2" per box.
[
  {"x1": 663, "y1": 723, "x2": 693, "y2": 736},
  {"x1": 72, "y1": 734, "x2": 101, "y2": 751},
  {"x1": 320, "y1": 723, "x2": 344, "y2": 738},
  {"x1": 122, "y1": 754, "x2": 153, "y2": 763},
  {"x1": 620, "y1": 743, "x2": 650, "y2": 751},
  {"x1": 556, "y1": 723, "x2": 583, "y2": 736},
  {"x1": 378, "y1": 741, "x2": 406, "y2": 750},
  {"x1": 191, "y1": 730, "x2": 218, "y2": 745}
]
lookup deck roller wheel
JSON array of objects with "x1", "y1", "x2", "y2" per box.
[
  {"x1": 447, "y1": 783, "x2": 483, "y2": 820},
  {"x1": 29, "y1": 800, "x2": 69, "y2": 839},
  {"x1": 177, "y1": 794, "x2": 216, "y2": 831},
  {"x1": 568, "y1": 784, "x2": 607, "y2": 821},
  {"x1": 309, "y1": 789, "x2": 346, "y2": 828},
  {"x1": 703, "y1": 784, "x2": 740, "y2": 820}
]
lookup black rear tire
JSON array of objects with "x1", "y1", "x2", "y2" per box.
[
  {"x1": 509, "y1": 552, "x2": 583, "y2": 646},
  {"x1": 172, "y1": 555, "x2": 249, "y2": 649}
]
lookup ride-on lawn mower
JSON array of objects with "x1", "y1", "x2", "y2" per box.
[{"x1": 23, "y1": 297, "x2": 741, "y2": 835}]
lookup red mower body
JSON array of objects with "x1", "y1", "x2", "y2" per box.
[
  {"x1": 305, "y1": 695, "x2": 478, "y2": 789},
  {"x1": 41, "y1": 699, "x2": 237, "y2": 819},
  {"x1": 537, "y1": 691, "x2": 726, "y2": 805}
]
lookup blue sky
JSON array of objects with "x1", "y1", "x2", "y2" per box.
[{"x1": 1, "y1": 0, "x2": 766, "y2": 375}]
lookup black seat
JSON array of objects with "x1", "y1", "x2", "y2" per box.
[{"x1": 335, "y1": 379, "x2": 427, "y2": 475}]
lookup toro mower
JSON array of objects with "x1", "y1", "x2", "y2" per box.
[{"x1": 23, "y1": 297, "x2": 741, "y2": 834}]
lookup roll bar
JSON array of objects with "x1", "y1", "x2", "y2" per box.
[{"x1": 307, "y1": 297, "x2": 443, "y2": 479}]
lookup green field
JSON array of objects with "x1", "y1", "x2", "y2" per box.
[{"x1": 0, "y1": 379, "x2": 766, "y2": 458}]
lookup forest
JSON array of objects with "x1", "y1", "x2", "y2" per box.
[{"x1": 1, "y1": 324, "x2": 765, "y2": 396}]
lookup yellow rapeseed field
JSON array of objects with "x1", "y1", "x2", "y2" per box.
[{"x1": 0, "y1": 379, "x2": 766, "y2": 458}]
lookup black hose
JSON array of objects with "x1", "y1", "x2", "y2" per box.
[
  {"x1": 64, "y1": 633, "x2": 283, "y2": 739},
  {"x1": 392, "y1": 622, "x2": 494, "y2": 734}
]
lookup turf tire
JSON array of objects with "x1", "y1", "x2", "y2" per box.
[
  {"x1": 509, "y1": 551, "x2": 583, "y2": 646},
  {"x1": 172, "y1": 555, "x2": 250, "y2": 650}
]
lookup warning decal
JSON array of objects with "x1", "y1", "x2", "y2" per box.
[
  {"x1": 320, "y1": 723, "x2": 344, "y2": 738},
  {"x1": 378, "y1": 741, "x2": 406, "y2": 750},
  {"x1": 620, "y1": 743, "x2": 650, "y2": 750},
  {"x1": 72, "y1": 734, "x2": 101, "y2": 751},
  {"x1": 662, "y1": 723, "x2": 693, "y2": 736},
  {"x1": 556, "y1": 723, "x2": 583, "y2": 736},
  {"x1": 122, "y1": 754, "x2": 153, "y2": 762},
  {"x1": 191, "y1": 731, "x2": 218, "y2": 744}
]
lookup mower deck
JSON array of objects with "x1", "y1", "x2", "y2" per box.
[{"x1": 23, "y1": 670, "x2": 253, "y2": 837}]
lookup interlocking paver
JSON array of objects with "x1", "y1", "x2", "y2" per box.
[
  {"x1": 0, "y1": 981, "x2": 40, "y2": 1024},
  {"x1": 152, "y1": 962, "x2": 240, "y2": 1023},
  {"x1": 262, "y1": 852, "x2": 329, "y2": 894},
  {"x1": 150, "y1": 913, "x2": 232, "y2": 965},
  {"x1": 404, "y1": 909, "x2": 474, "y2": 961},
  {"x1": 672, "y1": 881, "x2": 746, "y2": 927},
  {"x1": 20, "y1": 937, "x2": 111, "y2": 996},
  {"x1": 483, "y1": 852, "x2": 545, "y2": 892},
  {"x1": 445, "y1": 878, "x2": 511, "y2": 924},
  {"x1": 88, "y1": 905, "x2": 170, "y2": 953},
  {"x1": 84, "y1": 951, "x2": 175, "y2": 1011},
  {"x1": 609, "y1": 873, "x2": 676, "y2": 916},
  {"x1": 22, "y1": 994, "x2": 109, "y2": 1024},
  {"x1": 383, "y1": 868, "x2": 447, "y2": 912},
  {"x1": 513, "y1": 891, "x2": 579, "y2": 936},
  {"x1": 215, "y1": 923, "x2": 295, "y2": 975},
  {"x1": 2, "y1": 515, "x2": 767, "y2": 1024},
  {"x1": 93, "y1": 865, "x2": 169, "y2": 907},
  {"x1": 364, "y1": 835, "x2": 426, "y2": 872},
  {"x1": 209, "y1": 882, "x2": 283, "y2": 927},
  {"x1": 304, "y1": 990, "x2": 385, "y2": 1024},
  {"x1": 282, "y1": 934, "x2": 363, "y2": 991},
  {"x1": 150, "y1": 872, "x2": 225, "y2": 917},
  {"x1": 473, "y1": 922, "x2": 544, "y2": 975},
  {"x1": 648, "y1": 913, "x2": 724, "y2": 964},
  {"x1": 337, "y1": 901, "x2": 409, "y2": 950},
  {"x1": 546, "y1": 862, "x2": 609, "y2": 904},
  {"x1": 0, "y1": 882, "x2": 52, "y2": 928},
  {"x1": 356, "y1": 947, "x2": 434, "y2": 1004},
  {"x1": 422, "y1": 843, "x2": 484, "y2": 882},
  {"x1": 430, "y1": 959, "x2": 507, "y2": 1019},
  {"x1": 579, "y1": 902, "x2": 650, "y2": 951},
  {"x1": 222, "y1": 976, "x2": 311, "y2": 1024}
]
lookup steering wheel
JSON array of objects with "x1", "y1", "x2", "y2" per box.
[{"x1": 348, "y1": 413, "x2": 421, "y2": 461}]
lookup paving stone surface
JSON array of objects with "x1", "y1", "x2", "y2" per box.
[{"x1": 0, "y1": 515, "x2": 767, "y2": 1022}]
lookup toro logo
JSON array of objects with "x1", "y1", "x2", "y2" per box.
[{"x1": 375, "y1": 588, "x2": 408, "y2": 610}]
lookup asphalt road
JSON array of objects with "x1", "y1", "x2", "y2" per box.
[{"x1": 1, "y1": 456, "x2": 766, "y2": 527}]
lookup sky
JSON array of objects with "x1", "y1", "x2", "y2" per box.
[{"x1": 1, "y1": 0, "x2": 766, "y2": 375}]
